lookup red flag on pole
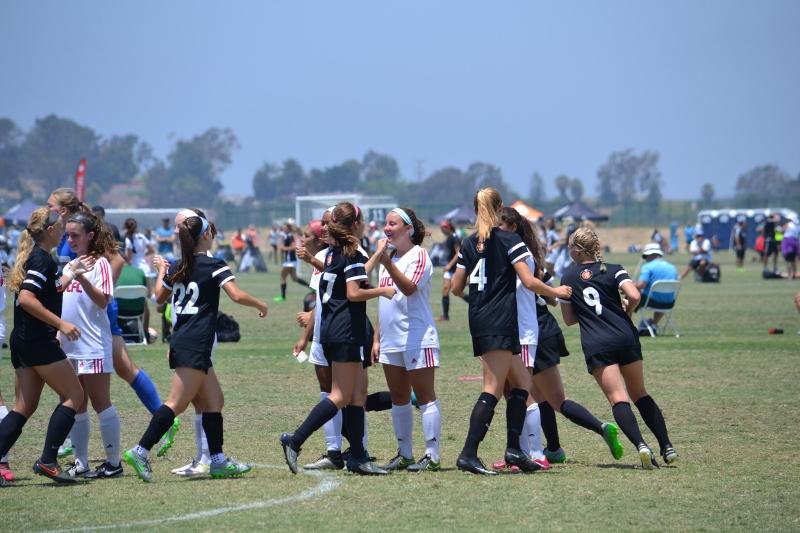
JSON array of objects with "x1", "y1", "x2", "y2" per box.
[{"x1": 75, "y1": 158, "x2": 87, "y2": 201}]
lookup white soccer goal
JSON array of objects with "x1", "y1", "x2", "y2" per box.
[{"x1": 295, "y1": 194, "x2": 397, "y2": 227}]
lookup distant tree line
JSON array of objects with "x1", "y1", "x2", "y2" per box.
[{"x1": 1, "y1": 115, "x2": 797, "y2": 215}]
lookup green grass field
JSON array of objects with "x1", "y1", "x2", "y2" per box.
[{"x1": 2, "y1": 251, "x2": 799, "y2": 532}]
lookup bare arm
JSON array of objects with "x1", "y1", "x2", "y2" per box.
[
  {"x1": 619, "y1": 280, "x2": 641, "y2": 315},
  {"x1": 559, "y1": 301, "x2": 578, "y2": 326},
  {"x1": 222, "y1": 281, "x2": 268, "y2": 317},
  {"x1": 514, "y1": 260, "x2": 572, "y2": 300},
  {"x1": 18, "y1": 290, "x2": 80, "y2": 340},
  {"x1": 152, "y1": 255, "x2": 172, "y2": 305},
  {"x1": 75, "y1": 271, "x2": 110, "y2": 309},
  {"x1": 346, "y1": 280, "x2": 393, "y2": 302},
  {"x1": 451, "y1": 267, "x2": 466, "y2": 296}
]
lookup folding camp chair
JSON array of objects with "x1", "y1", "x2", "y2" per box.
[
  {"x1": 636, "y1": 279, "x2": 681, "y2": 337},
  {"x1": 115, "y1": 285, "x2": 148, "y2": 345}
]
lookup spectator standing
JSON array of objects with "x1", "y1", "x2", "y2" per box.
[
  {"x1": 763, "y1": 214, "x2": 780, "y2": 272},
  {"x1": 683, "y1": 223, "x2": 695, "y2": 253},
  {"x1": 781, "y1": 217, "x2": 798, "y2": 280},
  {"x1": 154, "y1": 218, "x2": 175, "y2": 261},
  {"x1": 732, "y1": 219, "x2": 747, "y2": 271}
]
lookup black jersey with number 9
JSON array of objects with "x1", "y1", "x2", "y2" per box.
[
  {"x1": 163, "y1": 255, "x2": 235, "y2": 354},
  {"x1": 457, "y1": 228, "x2": 531, "y2": 339},
  {"x1": 559, "y1": 262, "x2": 640, "y2": 357}
]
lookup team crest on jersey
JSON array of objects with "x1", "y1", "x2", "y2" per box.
[{"x1": 580, "y1": 269, "x2": 593, "y2": 281}]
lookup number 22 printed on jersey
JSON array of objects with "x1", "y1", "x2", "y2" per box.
[{"x1": 174, "y1": 282, "x2": 200, "y2": 315}]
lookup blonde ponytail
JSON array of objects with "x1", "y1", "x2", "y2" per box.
[
  {"x1": 8, "y1": 208, "x2": 59, "y2": 293},
  {"x1": 569, "y1": 226, "x2": 607, "y2": 272},
  {"x1": 473, "y1": 187, "x2": 502, "y2": 243}
]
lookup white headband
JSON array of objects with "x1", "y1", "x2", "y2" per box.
[
  {"x1": 392, "y1": 208, "x2": 414, "y2": 236},
  {"x1": 177, "y1": 209, "x2": 209, "y2": 235}
]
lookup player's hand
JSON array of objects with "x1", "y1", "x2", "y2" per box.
[
  {"x1": 554, "y1": 285, "x2": 572, "y2": 300},
  {"x1": 296, "y1": 310, "x2": 312, "y2": 327},
  {"x1": 297, "y1": 240, "x2": 311, "y2": 263},
  {"x1": 293, "y1": 338, "x2": 308, "y2": 356},
  {"x1": 256, "y1": 301, "x2": 268, "y2": 318},
  {"x1": 371, "y1": 341, "x2": 380, "y2": 363},
  {"x1": 70, "y1": 255, "x2": 95, "y2": 276},
  {"x1": 152, "y1": 254, "x2": 168, "y2": 274},
  {"x1": 381, "y1": 286, "x2": 395, "y2": 299},
  {"x1": 59, "y1": 320, "x2": 81, "y2": 342}
]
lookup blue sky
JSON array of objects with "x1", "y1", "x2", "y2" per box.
[{"x1": 2, "y1": 0, "x2": 798, "y2": 200}]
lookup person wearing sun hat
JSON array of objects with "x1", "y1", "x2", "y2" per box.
[{"x1": 635, "y1": 243, "x2": 678, "y2": 332}]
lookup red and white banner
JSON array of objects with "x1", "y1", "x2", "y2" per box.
[{"x1": 75, "y1": 158, "x2": 87, "y2": 201}]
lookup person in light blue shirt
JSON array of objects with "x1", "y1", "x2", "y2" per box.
[
  {"x1": 154, "y1": 218, "x2": 175, "y2": 260},
  {"x1": 635, "y1": 243, "x2": 678, "y2": 331}
]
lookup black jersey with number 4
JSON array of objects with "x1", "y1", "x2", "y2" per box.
[
  {"x1": 163, "y1": 255, "x2": 235, "y2": 354},
  {"x1": 559, "y1": 262, "x2": 640, "y2": 357},
  {"x1": 457, "y1": 228, "x2": 531, "y2": 338},
  {"x1": 12, "y1": 247, "x2": 63, "y2": 342},
  {"x1": 319, "y1": 247, "x2": 369, "y2": 345}
]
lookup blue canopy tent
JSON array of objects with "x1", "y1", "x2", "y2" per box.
[{"x1": 3, "y1": 200, "x2": 40, "y2": 225}]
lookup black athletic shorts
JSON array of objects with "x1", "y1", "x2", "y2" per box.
[
  {"x1": 584, "y1": 346, "x2": 643, "y2": 374},
  {"x1": 689, "y1": 257, "x2": 707, "y2": 269},
  {"x1": 735, "y1": 247, "x2": 746, "y2": 260},
  {"x1": 765, "y1": 239, "x2": 778, "y2": 256},
  {"x1": 472, "y1": 335, "x2": 520, "y2": 357},
  {"x1": 169, "y1": 346, "x2": 213, "y2": 373},
  {"x1": 10, "y1": 336, "x2": 66, "y2": 369},
  {"x1": 784, "y1": 251, "x2": 797, "y2": 262},
  {"x1": 532, "y1": 332, "x2": 569, "y2": 375},
  {"x1": 322, "y1": 342, "x2": 364, "y2": 364}
]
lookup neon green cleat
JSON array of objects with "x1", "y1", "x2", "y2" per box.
[
  {"x1": 157, "y1": 418, "x2": 181, "y2": 457},
  {"x1": 210, "y1": 458, "x2": 252, "y2": 478},
  {"x1": 544, "y1": 447, "x2": 567, "y2": 464},
  {"x1": 273, "y1": 296, "x2": 286, "y2": 302},
  {"x1": 381, "y1": 451, "x2": 415, "y2": 471},
  {"x1": 602, "y1": 422, "x2": 624, "y2": 460},
  {"x1": 123, "y1": 448, "x2": 152, "y2": 482},
  {"x1": 406, "y1": 455, "x2": 441, "y2": 472}
]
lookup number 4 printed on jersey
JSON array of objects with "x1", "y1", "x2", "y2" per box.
[{"x1": 469, "y1": 258, "x2": 487, "y2": 291}]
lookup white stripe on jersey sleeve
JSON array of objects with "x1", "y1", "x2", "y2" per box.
[
  {"x1": 511, "y1": 251, "x2": 532, "y2": 264},
  {"x1": 347, "y1": 274, "x2": 368, "y2": 282},
  {"x1": 162, "y1": 280, "x2": 172, "y2": 290},
  {"x1": 507, "y1": 242, "x2": 526, "y2": 255},
  {"x1": 618, "y1": 278, "x2": 633, "y2": 287},
  {"x1": 615, "y1": 270, "x2": 628, "y2": 278},
  {"x1": 27, "y1": 270, "x2": 47, "y2": 282},
  {"x1": 344, "y1": 263, "x2": 365, "y2": 272},
  {"x1": 212, "y1": 266, "x2": 231, "y2": 277},
  {"x1": 456, "y1": 263, "x2": 465, "y2": 269},
  {"x1": 218, "y1": 275, "x2": 235, "y2": 287},
  {"x1": 23, "y1": 279, "x2": 42, "y2": 289}
]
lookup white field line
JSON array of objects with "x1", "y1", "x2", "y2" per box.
[{"x1": 37, "y1": 465, "x2": 341, "y2": 533}]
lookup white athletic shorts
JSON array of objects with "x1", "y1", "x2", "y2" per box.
[
  {"x1": 443, "y1": 271, "x2": 453, "y2": 280},
  {"x1": 516, "y1": 344, "x2": 536, "y2": 368},
  {"x1": 69, "y1": 355, "x2": 113, "y2": 375},
  {"x1": 282, "y1": 260, "x2": 298, "y2": 269},
  {"x1": 310, "y1": 340, "x2": 327, "y2": 367},
  {"x1": 379, "y1": 347, "x2": 439, "y2": 371}
]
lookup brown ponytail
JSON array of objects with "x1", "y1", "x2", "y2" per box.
[
  {"x1": 327, "y1": 202, "x2": 361, "y2": 257},
  {"x1": 500, "y1": 207, "x2": 543, "y2": 277}
]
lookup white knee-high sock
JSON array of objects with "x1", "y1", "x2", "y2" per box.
[
  {"x1": 72, "y1": 412, "x2": 91, "y2": 469},
  {"x1": 524, "y1": 403, "x2": 545, "y2": 460},
  {"x1": 194, "y1": 414, "x2": 210, "y2": 464},
  {"x1": 391, "y1": 402, "x2": 414, "y2": 458},
  {"x1": 419, "y1": 400, "x2": 441, "y2": 462},
  {"x1": 97, "y1": 405, "x2": 121, "y2": 466},
  {"x1": 0, "y1": 405, "x2": 8, "y2": 462},
  {"x1": 320, "y1": 392, "x2": 342, "y2": 452}
]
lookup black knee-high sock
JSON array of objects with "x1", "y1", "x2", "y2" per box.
[
  {"x1": 202, "y1": 412, "x2": 224, "y2": 456},
  {"x1": 292, "y1": 398, "x2": 338, "y2": 451},
  {"x1": 343, "y1": 405, "x2": 366, "y2": 461},
  {"x1": 538, "y1": 401, "x2": 561, "y2": 451},
  {"x1": 340, "y1": 408, "x2": 350, "y2": 443},
  {"x1": 295, "y1": 278, "x2": 309, "y2": 287},
  {"x1": 506, "y1": 388, "x2": 528, "y2": 450},
  {"x1": 281, "y1": 283, "x2": 287, "y2": 299},
  {"x1": 462, "y1": 392, "x2": 498, "y2": 458},
  {"x1": 612, "y1": 402, "x2": 646, "y2": 447},
  {"x1": 634, "y1": 395, "x2": 672, "y2": 452},
  {"x1": 561, "y1": 399, "x2": 604, "y2": 435},
  {"x1": 139, "y1": 405, "x2": 175, "y2": 451},
  {"x1": 0, "y1": 411, "x2": 28, "y2": 458},
  {"x1": 41, "y1": 404, "x2": 76, "y2": 464},
  {"x1": 442, "y1": 296, "x2": 450, "y2": 319},
  {"x1": 365, "y1": 391, "x2": 392, "y2": 412}
]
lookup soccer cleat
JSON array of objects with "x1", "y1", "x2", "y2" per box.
[
  {"x1": 210, "y1": 458, "x2": 252, "y2": 478},
  {"x1": 602, "y1": 422, "x2": 625, "y2": 460},
  {"x1": 273, "y1": 296, "x2": 286, "y2": 302},
  {"x1": 0, "y1": 462, "x2": 15, "y2": 482},
  {"x1": 83, "y1": 461, "x2": 124, "y2": 479},
  {"x1": 406, "y1": 454, "x2": 440, "y2": 472},
  {"x1": 504, "y1": 448, "x2": 543, "y2": 473},
  {"x1": 544, "y1": 447, "x2": 567, "y2": 464},
  {"x1": 280, "y1": 433, "x2": 299, "y2": 474},
  {"x1": 171, "y1": 458, "x2": 211, "y2": 477},
  {"x1": 662, "y1": 446, "x2": 679, "y2": 465},
  {"x1": 381, "y1": 451, "x2": 415, "y2": 471},
  {"x1": 156, "y1": 417, "x2": 181, "y2": 457},
  {"x1": 342, "y1": 448, "x2": 377, "y2": 463},
  {"x1": 638, "y1": 444, "x2": 660, "y2": 470},
  {"x1": 532, "y1": 456, "x2": 551, "y2": 471},
  {"x1": 303, "y1": 452, "x2": 344, "y2": 470},
  {"x1": 57, "y1": 442, "x2": 73, "y2": 459},
  {"x1": 456, "y1": 455, "x2": 498, "y2": 476},
  {"x1": 346, "y1": 459, "x2": 389, "y2": 475},
  {"x1": 123, "y1": 448, "x2": 153, "y2": 482},
  {"x1": 33, "y1": 460, "x2": 76, "y2": 484},
  {"x1": 66, "y1": 461, "x2": 91, "y2": 478},
  {"x1": 491, "y1": 459, "x2": 520, "y2": 473}
]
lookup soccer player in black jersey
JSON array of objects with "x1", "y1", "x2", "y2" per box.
[
  {"x1": 281, "y1": 202, "x2": 393, "y2": 476},
  {"x1": 274, "y1": 221, "x2": 309, "y2": 303},
  {"x1": 124, "y1": 209, "x2": 267, "y2": 482},
  {"x1": 451, "y1": 188, "x2": 572, "y2": 475},
  {"x1": 494, "y1": 207, "x2": 624, "y2": 468},
  {"x1": 438, "y1": 219, "x2": 461, "y2": 321},
  {"x1": 0, "y1": 208, "x2": 91, "y2": 485},
  {"x1": 559, "y1": 227, "x2": 678, "y2": 469}
]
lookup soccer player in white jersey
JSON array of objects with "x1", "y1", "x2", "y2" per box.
[
  {"x1": 0, "y1": 264, "x2": 12, "y2": 482},
  {"x1": 58, "y1": 212, "x2": 124, "y2": 479},
  {"x1": 373, "y1": 207, "x2": 442, "y2": 472}
]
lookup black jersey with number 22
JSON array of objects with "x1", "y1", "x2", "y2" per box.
[
  {"x1": 457, "y1": 228, "x2": 531, "y2": 338},
  {"x1": 163, "y1": 255, "x2": 235, "y2": 354},
  {"x1": 559, "y1": 262, "x2": 640, "y2": 358}
]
